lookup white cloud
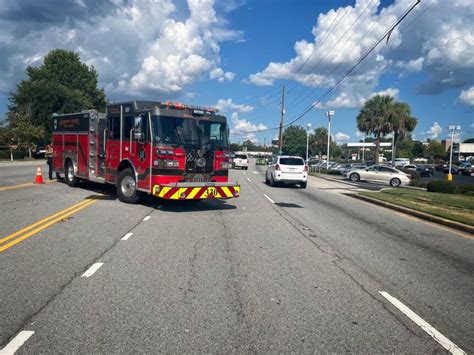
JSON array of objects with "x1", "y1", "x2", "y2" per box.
[
  {"x1": 0, "y1": 0, "x2": 241, "y2": 99},
  {"x1": 215, "y1": 98, "x2": 253, "y2": 113},
  {"x1": 210, "y1": 68, "x2": 235, "y2": 82},
  {"x1": 426, "y1": 122, "x2": 442, "y2": 139},
  {"x1": 230, "y1": 112, "x2": 267, "y2": 142},
  {"x1": 371, "y1": 87, "x2": 399, "y2": 98},
  {"x1": 248, "y1": 0, "x2": 474, "y2": 105},
  {"x1": 334, "y1": 132, "x2": 350, "y2": 143},
  {"x1": 459, "y1": 86, "x2": 474, "y2": 106}
]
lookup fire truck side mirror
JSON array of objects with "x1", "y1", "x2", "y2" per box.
[{"x1": 133, "y1": 115, "x2": 144, "y2": 141}]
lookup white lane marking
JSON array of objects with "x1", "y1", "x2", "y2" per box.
[
  {"x1": 81, "y1": 263, "x2": 104, "y2": 278},
  {"x1": 143, "y1": 216, "x2": 151, "y2": 221},
  {"x1": 252, "y1": 171, "x2": 260, "y2": 174},
  {"x1": 243, "y1": 171, "x2": 246, "y2": 175},
  {"x1": 121, "y1": 232, "x2": 133, "y2": 241},
  {"x1": 379, "y1": 291, "x2": 466, "y2": 355},
  {"x1": 247, "y1": 178, "x2": 251, "y2": 182},
  {"x1": 0, "y1": 330, "x2": 34, "y2": 355},
  {"x1": 263, "y1": 194, "x2": 275, "y2": 204}
]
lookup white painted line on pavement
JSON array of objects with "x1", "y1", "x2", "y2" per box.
[
  {"x1": 0, "y1": 330, "x2": 34, "y2": 355},
  {"x1": 264, "y1": 194, "x2": 275, "y2": 204},
  {"x1": 243, "y1": 171, "x2": 246, "y2": 175},
  {"x1": 252, "y1": 171, "x2": 260, "y2": 174},
  {"x1": 143, "y1": 216, "x2": 151, "y2": 221},
  {"x1": 379, "y1": 291, "x2": 466, "y2": 355},
  {"x1": 81, "y1": 263, "x2": 104, "y2": 278},
  {"x1": 121, "y1": 232, "x2": 133, "y2": 241},
  {"x1": 247, "y1": 178, "x2": 251, "y2": 182}
]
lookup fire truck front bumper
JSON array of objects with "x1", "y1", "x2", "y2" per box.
[{"x1": 153, "y1": 182, "x2": 240, "y2": 200}]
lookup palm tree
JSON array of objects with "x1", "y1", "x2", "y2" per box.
[
  {"x1": 356, "y1": 95, "x2": 394, "y2": 164},
  {"x1": 387, "y1": 102, "x2": 417, "y2": 166}
]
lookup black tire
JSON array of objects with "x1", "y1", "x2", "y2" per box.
[
  {"x1": 349, "y1": 173, "x2": 360, "y2": 182},
  {"x1": 390, "y1": 178, "x2": 401, "y2": 187},
  {"x1": 65, "y1": 161, "x2": 79, "y2": 187},
  {"x1": 117, "y1": 168, "x2": 141, "y2": 204},
  {"x1": 300, "y1": 182, "x2": 307, "y2": 189},
  {"x1": 265, "y1": 173, "x2": 269, "y2": 185},
  {"x1": 269, "y1": 174, "x2": 276, "y2": 187}
]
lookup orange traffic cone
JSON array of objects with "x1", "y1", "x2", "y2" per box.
[{"x1": 34, "y1": 165, "x2": 44, "y2": 184}]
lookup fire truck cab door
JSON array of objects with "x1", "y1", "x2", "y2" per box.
[{"x1": 132, "y1": 114, "x2": 152, "y2": 190}]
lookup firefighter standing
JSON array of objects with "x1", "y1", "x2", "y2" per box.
[{"x1": 45, "y1": 144, "x2": 53, "y2": 180}]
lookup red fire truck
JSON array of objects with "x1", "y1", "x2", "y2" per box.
[{"x1": 52, "y1": 101, "x2": 240, "y2": 203}]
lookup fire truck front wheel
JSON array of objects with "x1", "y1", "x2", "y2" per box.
[
  {"x1": 65, "y1": 161, "x2": 79, "y2": 187},
  {"x1": 117, "y1": 168, "x2": 140, "y2": 204}
]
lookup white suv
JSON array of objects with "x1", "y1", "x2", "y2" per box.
[
  {"x1": 265, "y1": 156, "x2": 308, "y2": 188},
  {"x1": 233, "y1": 153, "x2": 249, "y2": 170}
]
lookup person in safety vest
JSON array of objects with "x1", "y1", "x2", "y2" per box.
[{"x1": 45, "y1": 144, "x2": 53, "y2": 180}]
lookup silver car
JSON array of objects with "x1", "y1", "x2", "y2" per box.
[{"x1": 344, "y1": 166, "x2": 411, "y2": 187}]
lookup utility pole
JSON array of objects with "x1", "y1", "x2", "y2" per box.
[
  {"x1": 278, "y1": 84, "x2": 285, "y2": 155},
  {"x1": 325, "y1": 110, "x2": 334, "y2": 169}
]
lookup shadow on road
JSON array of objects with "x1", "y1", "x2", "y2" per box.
[{"x1": 57, "y1": 178, "x2": 237, "y2": 211}]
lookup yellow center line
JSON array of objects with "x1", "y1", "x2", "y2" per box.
[
  {"x1": 0, "y1": 180, "x2": 56, "y2": 192},
  {"x1": 0, "y1": 199, "x2": 97, "y2": 253},
  {"x1": 0, "y1": 198, "x2": 93, "y2": 244}
]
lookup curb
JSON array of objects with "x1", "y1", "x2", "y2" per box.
[{"x1": 349, "y1": 193, "x2": 474, "y2": 235}]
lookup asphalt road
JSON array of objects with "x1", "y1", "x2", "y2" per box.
[{"x1": 0, "y1": 162, "x2": 472, "y2": 353}]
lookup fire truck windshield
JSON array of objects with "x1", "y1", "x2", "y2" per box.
[{"x1": 152, "y1": 115, "x2": 229, "y2": 148}]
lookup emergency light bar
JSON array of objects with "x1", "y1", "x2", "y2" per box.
[{"x1": 161, "y1": 101, "x2": 219, "y2": 114}]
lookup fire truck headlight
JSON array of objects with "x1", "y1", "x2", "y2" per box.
[{"x1": 220, "y1": 162, "x2": 233, "y2": 169}]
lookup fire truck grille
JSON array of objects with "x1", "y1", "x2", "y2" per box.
[{"x1": 185, "y1": 149, "x2": 214, "y2": 175}]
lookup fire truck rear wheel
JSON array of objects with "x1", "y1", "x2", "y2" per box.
[
  {"x1": 65, "y1": 161, "x2": 78, "y2": 187},
  {"x1": 117, "y1": 168, "x2": 140, "y2": 204}
]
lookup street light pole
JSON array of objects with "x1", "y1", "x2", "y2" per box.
[
  {"x1": 306, "y1": 123, "x2": 311, "y2": 164},
  {"x1": 325, "y1": 110, "x2": 334, "y2": 169},
  {"x1": 447, "y1": 125, "x2": 461, "y2": 181}
]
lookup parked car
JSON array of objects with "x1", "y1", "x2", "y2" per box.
[
  {"x1": 266, "y1": 155, "x2": 308, "y2": 188},
  {"x1": 34, "y1": 147, "x2": 46, "y2": 159},
  {"x1": 443, "y1": 161, "x2": 472, "y2": 175},
  {"x1": 402, "y1": 164, "x2": 417, "y2": 171},
  {"x1": 462, "y1": 166, "x2": 473, "y2": 176},
  {"x1": 233, "y1": 153, "x2": 249, "y2": 170},
  {"x1": 344, "y1": 165, "x2": 411, "y2": 187},
  {"x1": 394, "y1": 158, "x2": 410, "y2": 167},
  {"x1": 416, "y1": 164, "x2": 435, "y2": 177}
]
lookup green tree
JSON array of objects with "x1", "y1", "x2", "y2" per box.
[
  {"x1": 412, "y1": 141, "x2": 426, "y2": 158},
  {"x1": 9, "y1": 49, "x2": 107, "y2": 133},
  {"x1": 4, "y1": 105, "x2": 47, "y2": 158},
  {"x1": 356, "y1": 95, "x2": 394, "y2": 165},
  {"x1": 386, "y1": 102, "x2": 417, "y2": 165},
  {"x1": 282, "y1": 125, "x2": 307, "y2": 157},
  {"x1": 426, "y1": 140, "x2": 446, "y2": 161},
  {"x1": 309, "y1": 127, "x2": 328, "y2": 158}
]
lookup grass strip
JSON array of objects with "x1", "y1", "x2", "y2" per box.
[{"x1": 359, "y1": 188, "x2": 474, "y2": 226}]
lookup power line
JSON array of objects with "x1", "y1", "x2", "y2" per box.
[{"x1": 231, "y1": 0, "x2": 421, "y2": 136}]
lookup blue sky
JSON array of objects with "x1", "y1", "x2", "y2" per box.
[{"x1": 1, "y1": 0, "x2": 473, "y2": 143}]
